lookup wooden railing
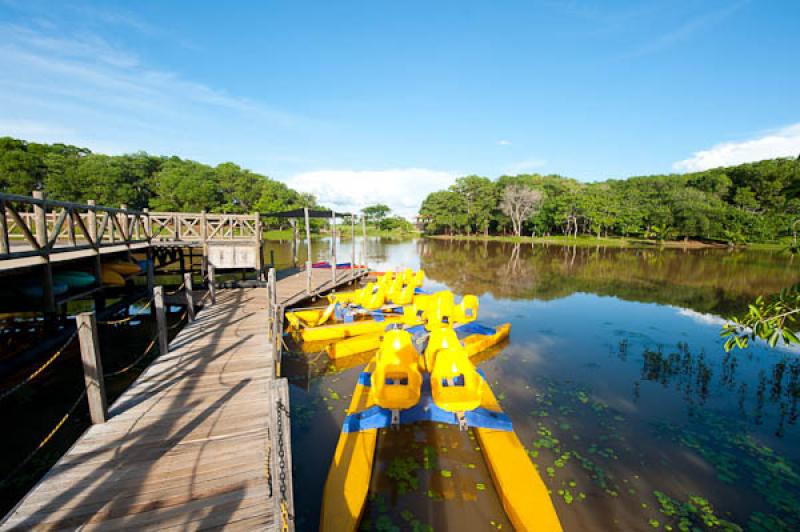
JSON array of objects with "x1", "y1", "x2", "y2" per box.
[
  {"x1": 148, "y1": 211, "x2": 260, "y2": 242},
  {"x1": 0, "y1": 192, "x2": 150, "y2": 261},
  {"x1": 0, "y1": 193, "x2": 263, "y2": 267}
]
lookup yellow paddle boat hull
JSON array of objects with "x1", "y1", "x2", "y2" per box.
[
  {"x1": 321, "y1": 360, "x2": 378, "y2": 532},
  {"x1": 106, "y1": 261, "x2": 142, "y2": 275},
  {"x1": 299, "y1": 316, "x2": 405, "y2": 342},
  {"x1": 326, "y1": 322, "x2": 511, "y2": 361}
]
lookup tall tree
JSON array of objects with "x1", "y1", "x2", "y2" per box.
[{"x1": 500, "y1": 185, "x2": 544, "y2": 237}]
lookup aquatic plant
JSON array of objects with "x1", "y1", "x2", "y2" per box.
[{"x1": 386, "y1": 456, "x2": 420, "y2": 495}]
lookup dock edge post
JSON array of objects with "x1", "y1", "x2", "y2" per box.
[
  {"x1": 184, "y1": 273, "x2": 195, "y2": 322},
  {"x1": 154, "y1": 286, "x2": 169, "y2": 356},
  {"x1": 76, "y1": 312, "x2": 108, "y2": 424},
  {"x1": 208, "y1": 264, "x2": 216, "y2": 305}
]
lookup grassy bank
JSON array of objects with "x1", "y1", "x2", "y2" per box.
[
  {"x1": 262, "y1": 228, "x2": 420, "y2": 240},
  {"x1": 426, "y1": 234, "x2": 790, "y2": 250}
]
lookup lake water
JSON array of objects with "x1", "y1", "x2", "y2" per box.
[{"x1": 278, "y1": 237, "x2": 800, "y2": 531}]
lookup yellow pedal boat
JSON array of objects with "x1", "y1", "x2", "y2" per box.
[{"x1": 320, "y1": 329, "x2": 561, "y2": 532}]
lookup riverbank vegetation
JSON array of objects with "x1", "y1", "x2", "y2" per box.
[
  {"x1": 419, "y1": 158, "x2": 800, "y2": 244},
  {"x1": 0, "y1": 137, "x2": 314, "y2": 214}
]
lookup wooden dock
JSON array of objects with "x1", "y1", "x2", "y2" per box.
[{"x1": 1, "y1": 268, "x2": 366, "y2": 531}]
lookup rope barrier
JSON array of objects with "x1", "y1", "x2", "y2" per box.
[
  {"x1": 165, "y1": 282, "x2": 186, "y2": 296},
  {"x1": 0, "y1": 330, "x2": 79, "y2": 402},
  {"x1": 168, "y1": 311, "x2": 189, "y2": 331},
  {"x1": 97, "y1": 297, "x2": 154, "y2": 326},
  {"x1": 0, "y1": 387, "x2": 87, "y2": 488},
  {"x1": 103, "y1": 334, "x2": 159, "y2": 378}
]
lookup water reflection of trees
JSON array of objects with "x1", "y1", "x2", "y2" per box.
[
  {"x1": 419, "y1": 239, "x2": 800, "y2": 316},
  {"x1": 636, "y1": 342, "x2": 800, "y2": 437}
]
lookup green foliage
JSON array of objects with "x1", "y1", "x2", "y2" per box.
[
  {"x1": 362, "y1": 203, "x2": 391, "y2": 223},
  {"x1": 0, "y1": 137, "x2": 313, "y2": 217},
  {"x1": 420, "y1": 157, "x2": 800, "y2": 243},
  {"x1": 722, "y1": 286, "x2": 800, "y2": 351}
]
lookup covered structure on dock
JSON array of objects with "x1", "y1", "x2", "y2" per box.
[{"x1": 259, "y1": 207, "x2": 368, "y2": 287}]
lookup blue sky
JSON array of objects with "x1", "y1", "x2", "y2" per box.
[{"x1": 1, "y1": 0, "x2": 799, "y2": 216}]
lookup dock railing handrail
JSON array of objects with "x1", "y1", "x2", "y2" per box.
[
  {"x1": 0, "y1": 192, "x2": 151, "y2": 260},
  {"x1": 1, "y1": 192, "x2": 263, "y2": 260}
]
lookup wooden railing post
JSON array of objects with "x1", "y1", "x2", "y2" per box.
[
  {"x1": 304, "y1": 207, "x2": 312, "y2": 266},
  {"x1": 146, "y1": 247, "x2": 155, "y2": 296},
  {"x1": 0, "y1": 199, "x2": 9, "y2": 254},
  {"x1": 208, "y1": 264, "x2": 217, "y2": 305},
  {"x1": 266, "y1": 270, "x2": 274, "y2": 340},
  {"x1": 350, "y1": 214, "x2": 356, "y2": 273},
  {"x1": 362, "y1": 215, "x2": 368, "y2": 272},
  {"x1": 143, "y1": 208, "x2": 152, "y2": 241},
  {"x1": 290, "y1": 218, "x2": 298, "y2": 268},
  {"x1": 33, "y1": 191, "x2": 55, "y2": 312},
  {"x1": 154, "y1": 286, "x2": 169, "y2": 356},
  {"x1": 331, "y1": 213, "x2": 337, "y2": 287},
  {"x1": 184, "y1": 273, "x2": 195, "y2": 322},
  {"x1": 306, "y1": 260, "x2": 312, "y2": 295},
  {"x1": 76, "y1": 312, "x2": 107, "y2": 424}
]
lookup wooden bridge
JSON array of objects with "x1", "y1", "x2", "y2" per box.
[
  {"x1": 0, "y1": 192, "x2": 371, "y2": 530},
  {"x1": 1, "y1": 268, "x2": 367, "y2": 531}
]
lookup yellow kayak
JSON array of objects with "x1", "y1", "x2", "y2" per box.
[
  {"x1": 326, "y1": 321, "x2": 510, "y2": 360},
  {"x1": 294, "y1": 291, "x2": 478, "y2": 343},
  {"x1": 100, "y1": 267, "x2": 126, "y2": 287},
  {"x1": 105, "y1": 261, "x2": 142, "y2": 276},
  {"x1": 320, "y1": 328, "x2": 561, "y2": 532}
]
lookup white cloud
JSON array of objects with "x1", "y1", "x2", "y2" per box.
[
  {"x1": 0, "y1": 119, "x2": 75, "y2": 139},
  {"x1": 505, "y1": 158, "x2": 547, "y2": 174},
  {"x1": 497, "y1": 139, "x2": 512, "y2": 146},
  {"x1": 673, "y1": 123, "x2": 800, "y2": 172},
  {"x1": 0, "y1": 20, "x2": 319, "y2": 162},
  {"x1": 286, "y1": 168, "x2": 456, "y2": 219}
]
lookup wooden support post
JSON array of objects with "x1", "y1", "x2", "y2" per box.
[
  {"x1": 256, "y1": 213, "x2": 266, "y2": 281},
  {"x1": 304, "y1": 207, "x2": 312, "y2": 264},
  {"x1": 208, "y1": 264, "x2": 216, "y2": 305},
  {"x1": 178, "y1": 247, "x2": 186, "y2": 281},
  {"x1": 306, "y1": 260, "x2": 312, "y2": 294},
  {"x1": 143, "y1": 207, "x2": 152, "y2": 241},
  {"x1": 266, "y1": 269, "x2": 274, "y2": 340},
  {"x1": 184, "y1": 272, "x2": 195, "y2": 322},
  {"x1": 200, "y1": 210, "x2": 208, "y2": 278},
  {"x1": 33, "y1": 191, "x2": 56, "y2": 313},
  {"x1": 362, "y1": 215, "x2": 368, "y2": 272},
  {"x1": 76, "y1": 312, "x2": 107, "y2": 424},
  {"x1": 290, "y1": 218, "x2": 298, "y2": 268},
  {"x1": 268, "y1": 268, "x2": 278, "y2": 347},
  {"x1": 331, "y1": 213, "x2": 337, "y2": 287},
  {"x1": 351, "y1": 214, "x2": 356, "y2": 273},
  {"x1": 0, "y1": 199, "x2": 9, "y2": 254},
  {"x1": 154, "y1": 286, "x2": 169, "y2": 356},
  {"x1": 146, "y1": 247, "x2": 155, "y2": 296}
]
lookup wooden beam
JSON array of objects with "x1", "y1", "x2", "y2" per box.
[
  {"x1": 76, "y1": 311, "x2": 108, "y2": 424},
  {"x1": 184, "y1": 272, "x2": 195, "y2": 322},
  {"x1": 154, "y1": 286, "x2": 169, "y2": 356}
]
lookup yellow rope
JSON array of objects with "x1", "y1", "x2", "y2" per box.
[
  {"x1": 97, "y1": 298, "x2": 154, "y2": 325},
  {"x1": 166, "y1": 282, "x2": 186, "y2": 296},
  {"x1": 104, "y1": 336, "x2": 158, "y2": 378},
  {"x1": 0, "y1": 330, "x2": 78, "y2": 402},
  {"x1": 168, "y1": 311, "x2": 189, "y2": 330},
  {"x1": 0, "y1": 388, "x2": 87, "y2": 487}
]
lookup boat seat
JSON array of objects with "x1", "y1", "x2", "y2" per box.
[{"x1": 370, "y1": 329, "x2": 422, "y2": 410}]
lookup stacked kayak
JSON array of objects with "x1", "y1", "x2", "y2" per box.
[
  {"x1": 101, "y1": 260, "x2": 143, "y2": 287},
  {"x1": 320, "y1": 322, "x2": 561, "y2": 531},
  {"x1": 312, "y1": 261, "x2": 364, "y2": 269}
]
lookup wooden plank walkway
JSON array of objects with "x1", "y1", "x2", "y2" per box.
[{"x1": 1, "y1": 267, "x2": 366, "y2": 531}]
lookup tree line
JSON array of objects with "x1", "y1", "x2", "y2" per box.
[
  {"x1": 0, "y1": 137, "x2": 314, "y2": 214},
  {"x1": 419, "y1": 157, "x2": 800, "y2": 243}
]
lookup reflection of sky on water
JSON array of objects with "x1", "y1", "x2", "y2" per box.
[{"x1": 283, "y1": 237, "x2": 800, "y2": 530}]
